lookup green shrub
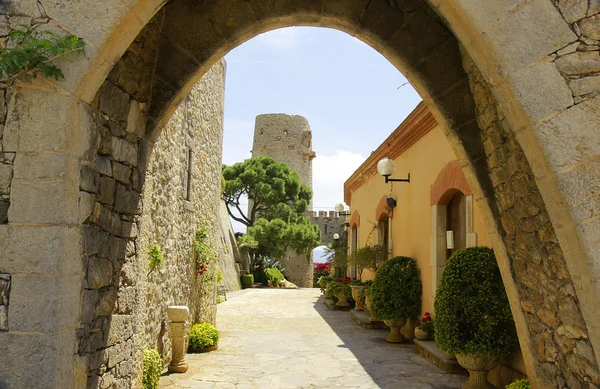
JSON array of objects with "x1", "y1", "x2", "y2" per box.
[
  {"x1": 148, "y1": 243, "x2": 164, "y2": 272},
  {"x1": 330, "y1": 282, "x2": 351, "y2": 297},
  {"x1": 142, "y1": 349, "x2": 162, "y2": 389},
  {"x1": 358, "y1": 280, "x2": 373, "y2": 298},
  {"x1": 506, "y1": 379, "x2": 530, "y2": 389},
  {"x1": 370, "y1": 256, "x2": 421, "y2": 320},
  {"x1": 240, "y1": 274, "x2": 254, "y2": 286},
  {"x1": 265, "y1": 267, "x2": 285, "y2": 282},
  {"x1": 434, "y1": 247, "x2": 518, "y2": 358},
  {"x1": 189, "y1": 323, "x2": 220, "y2": 350},
  {"x1": 317, "y1": 275, "x2": 335, "y2": 290}
]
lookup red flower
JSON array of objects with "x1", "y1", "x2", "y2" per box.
[{"x1": 416, "y1": 321, "x2": 422, "y2": 327}]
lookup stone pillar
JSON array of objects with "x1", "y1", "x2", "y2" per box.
[{"x1": 167, "y1": 306, "x2": 189, "y2": 373}]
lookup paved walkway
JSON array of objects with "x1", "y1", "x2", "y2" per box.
[{"x1": 160, "y1": 288, "x2": 467, "y2": 389}]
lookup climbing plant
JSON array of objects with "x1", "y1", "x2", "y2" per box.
[
  {"x1": 194, "y1": 219, "x2": 219, "y2": 322},
  {"x1": 0, "y1": 25, "x2": 85, "y2": 83}
]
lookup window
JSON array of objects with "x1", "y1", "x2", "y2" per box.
[
  {"x1": 184, "y1": 148, "x2": 192, "y2": 201},
  {"x1": 324, "y1": 224, "x2": 328, "y2": 235}
]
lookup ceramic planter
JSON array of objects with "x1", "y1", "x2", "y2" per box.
[
  {"x1": 414, "y1": 327, "x2": 430, "y2": 340},
  {"x1": 455, "y1": 354, "x2": 498, "y2": 389},
  {"x1": 350, "y1": 285, "x2": 365, "y2": 311},
  {"x1": 383, "y1": 319, "x2": 407, "y2": 343},
  {"x1": 334, "y1": 292, "x2": 350, "y2": 307}
]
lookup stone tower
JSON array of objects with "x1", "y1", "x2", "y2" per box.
[{"x1": 251, "y1": 114, "x2": 316, "y2": 287}]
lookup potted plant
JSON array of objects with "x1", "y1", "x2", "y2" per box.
[
  {"x1": 434, "y1": 247, "x2": 518, "y2": 389},
  {"x1": 330, "y1": 282, "x2": 352, "y2": 307},
  {"x1": 349, "y1": 280, "x2": 365, "y2": 310},
  {"x1": 414, "y1": 312, "x2": 434, "y2": 340},
  {"x1": 370, "y1": 256, "x2": 422, "y2": 343},
  {"x1": 360, "y1": 281, "x2": 378, "y2": 321},
  {"x1": 324, "y1": 280, "x2": 337, "y2": 300},
  {"x1": 188, "y1": 322, "x2": 220, "y2": 352},
  {"x1": 506, "y1": 379, "x2": 529, "y2": 389}
]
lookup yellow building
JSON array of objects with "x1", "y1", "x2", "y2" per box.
[
  {"x1": 343, "y1": 102, "x2": 525, "y2": 386},
  {"x1": 344, "y1": 102, "x2": 492, "y2": 314}
]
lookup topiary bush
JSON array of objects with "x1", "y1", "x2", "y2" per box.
[
  {"x1": 434, "y1": 247, "x2": 518, "y2": 358},
  {"x1": 240, "y1": 274, "x2": 254, "y2": 287},
  {"x1": 142, "y1": 349, "x2": 162, "y2": 389},
  {"x1": 189, "y1": 323, "x2": 220, "y2": 350},
  {"x1": 370, "y1": 256, "x2": 421, "y2": 320},
  {"x1": 506, "y1": 379, "x2": 530, "y2": 389},
  {"x1": 265, "y1": 267, "x2": 285, "y2": 283}
]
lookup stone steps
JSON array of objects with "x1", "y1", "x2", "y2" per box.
[
  {"x1": 414, "y1": 339, "x2": 467, "y2": 375},
  {"x1": 350, "y1": 309, "x2": 388, "y2": 329}
]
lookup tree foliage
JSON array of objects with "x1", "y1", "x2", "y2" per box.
[
  {"x1": 0, "y1": 25, "x2": 85, "y2": 83},
  {"x1": 224, "y1": 156, "x2": 320, "y2": 261}
]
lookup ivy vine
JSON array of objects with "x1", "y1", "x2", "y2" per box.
[{"x1": 0, "y1": 25, "x2": 85, "y2": 83}]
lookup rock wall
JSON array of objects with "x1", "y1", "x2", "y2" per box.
[
  {"x1": 309, "y1": 210, "x2": 347, "y2": 246},
  {"x1": 77, "y1": 49, "x2": 227, "y2": 388},
  {"x1": 217, "y1": 201, "x2": 242, "y2": 292}
]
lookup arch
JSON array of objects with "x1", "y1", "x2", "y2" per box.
[
  {"x1": 349, "y1": 210, "x2": 361, "y2": 229},
  {"x1": 3, "y1": 1, "x2": 600, "y2": 388},
  {"x1": 375, "y1": 195, "x2": 393, "y2": 220},
  {"x1": 430, "y1": 160, "x2": 472, "y2": 206}
]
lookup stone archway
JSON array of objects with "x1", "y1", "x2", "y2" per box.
[{"x1": 2, "y1": 1, "x2": 600, "y2": 388}]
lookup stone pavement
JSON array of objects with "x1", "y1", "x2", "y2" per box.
[{"x1": 160, "y1": 288, "x2": 467, "y2": 389}]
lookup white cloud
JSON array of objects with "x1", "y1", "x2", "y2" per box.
[
  {"x1": 311, "y1": 149, "x2": 365, "y2": 212},
  {"x1": 255, "y1": 27, "x2": 306, "y2": 50}
]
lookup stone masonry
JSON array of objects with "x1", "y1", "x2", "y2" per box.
[
  {"x1": 310, "y1": 210, "x2": 347, "y2": 246},
  {"x1": 251, "y1": 114, "x2": 317, "y2": 287},
  {"x1": 2, "y1": 1, "x2": 600, "y2": 388}
]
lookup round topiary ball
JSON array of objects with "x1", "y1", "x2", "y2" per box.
[
  {"x1": 371, "y1": 256, "x2": 422, "y2": 320},
  {"x1": 434, "y1": 246, "x2": 518, "y2": 358},
  {"x1": 189, "y1": 322, "x2": 220, "y2": 350}
]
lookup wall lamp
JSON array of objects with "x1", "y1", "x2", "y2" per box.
[
  {"x1": 334, "y1": 203, "x2": 351, "y2": 217},
  {"x1": 377, "y1": 157, "x2": 410, "y2": 184}
]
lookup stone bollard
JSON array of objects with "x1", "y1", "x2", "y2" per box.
[{"x1": 167, "y1": 306, "x2": 190, "y2": 373}]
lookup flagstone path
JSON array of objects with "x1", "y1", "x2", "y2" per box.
[{"x1": 160, "y1": 288, "x2": 467, "y2": 389}]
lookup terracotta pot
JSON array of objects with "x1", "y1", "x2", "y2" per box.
[
  {"x1": 383, "y1": 319, "x2": 407, "y2": 343},
  {"x1": 350, "y1": 285, "x2": 365, "y2": 311},
  {"x1": 455, "y1": 354, "x2": 498, "y2": 389},
  {"x1": 414, "y1": 327, "x2": 430, "y2": 340}
]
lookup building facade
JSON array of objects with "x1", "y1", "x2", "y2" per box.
[{"x1": 344, "y1": 102, "x2": 524, "y2": 386}]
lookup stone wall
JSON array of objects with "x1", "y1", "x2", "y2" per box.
[
  {"x1": 217, "y1": 201, "x2": 242, "y2": 292},
  {"x1": 309, "y1": 210, "x2": 347, "y2": 246},
  {"x1": 462, "y1": 49, "x2": 599, "y2": 387},
  {"x1": 77, "y1": 47, "x2": 227, "y2": 388}
]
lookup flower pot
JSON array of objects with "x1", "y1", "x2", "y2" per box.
[
  {"x1": 350, "y1": 285, "x2": 365, "y2": 311},
  {"x1": 365, "y1": 296, "x2": 379, "y2": 322},
  {"x1": 414, "y1": 327, "x2": 430, "y2": 340},
  {"x1": 383, "y1": 319, "x2": 407, "y2": 343},
  {"x1": 455, "y1": 354, "x2": 498, "y2": 389},
  {"x1": 335, "y1": 292, "x2": 350, "y2": 307}
]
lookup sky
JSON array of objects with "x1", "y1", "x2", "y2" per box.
[{"x1": 221, "y1": 27, "x2": 422, "y2": 259}]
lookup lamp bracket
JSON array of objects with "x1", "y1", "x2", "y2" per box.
[{"x1": 384, "y1": 172, "x2": 410, "y2": 184}]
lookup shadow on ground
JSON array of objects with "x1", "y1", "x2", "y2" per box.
[{"x1": 311, "y1": 293, "x2": 466, "y2": 389}]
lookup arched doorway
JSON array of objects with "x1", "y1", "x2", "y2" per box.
[
  {"x1": 445, "y1": 190, "x2": 466, "y2": 260},
  {"x1": 2, "y1": 1, "x2": 600, "y2": 388}
]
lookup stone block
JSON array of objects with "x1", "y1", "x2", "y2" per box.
[
  {"x1": 8, "y1": 274, "x2": 82, "y2": 333},
  {"x1": 126, "y1": 100, "x2": 147, "y2": 138},
  {"x1": 579, "y1": 14, "x2": 600, "y2": 40},
  {"x1": 8, "y1": 177, "x2": 79, "y2": 224},
  {"x1": 80, "y1": 164, "x2": 100, "y2": 193},
  {"x1": 0, "y1": 200, "x2": 8, "y2": 224},
  {"x1": 80, "y1": 191, "x2": 96, "y2": 224},
  {"x1": 590, "y1": 0, "x2": 600, "y2": 15},
  {"x1": 115, "y1": 286, "x2": 135, "y2": 315},
  {"x1": 0, "y1": 331, "x2": 77, "y2": 389},
  {"x1": 97, "y1": 82, "x2": 130, "y2": 126},
  {"x1": 98, "y1": 176, "x2": 116, "y2": 206},
  {"x1": 107, "y1": 315, "x2": 133, "y2": 347},
  {"x1": 97, "y1": 156, "x2": 112, "y2": 176},
  {"x1": 110, "y1": 137, "x2": 138, "y2": 166},
  {"x1": 13, "y1": 153, "x2": 78, "y2": 181},
  {"x1": 496, "y1": 62, "x2": 574, "y2": 124},
  {"x1": 87, "y1": 257, "x2": 114, "y2": 290},
  {"x1": 483, "y1": 0, "x2": 577, "y2": 74},
  {"x1": 0, "y1": 225, "x2": 84, "y2": 274},
  {"x1": 0, "y1": 163, "x2": 12, "y2": 195},
  {"x1": 3, "y1": 88, "x2": 80, "y2": 153},
  {"x1": 556, "y1": 160, "x2": 600, "y2": 222},
  {"x1": 95, "y1": 287, "x2": 118, "y2": 317},
  {"x1": 557, "y1": 0, "x2": 589, "y2": 23},
  {"x1": 0, "y1": 305, "x2": 7, "y2": 331},
  {"x1": 569, "y1": 75, "x2": 600, "y2": 95},
  {"x1": 114, "y1": 183, "x2": 139, "y2": 214},
  {"x1": 91, "y1": 203, "x2": 123, "y2": 236},
  {"x1": 112, "y1": 162, "x2": 131, "y2": 184},
  {"x1": 555, "y1": 51, "x2": 600, "y2": 75}
]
